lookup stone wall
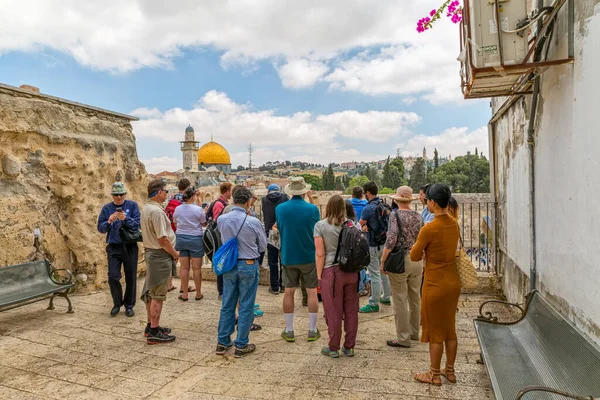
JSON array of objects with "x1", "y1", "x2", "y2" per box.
[{"x1": 0, "y1": 84, "x2": 147, "y2": 289}]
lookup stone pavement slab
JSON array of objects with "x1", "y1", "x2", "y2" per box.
[{"x1": 0, "y1": 279, "x2": 495, "y2": 399}]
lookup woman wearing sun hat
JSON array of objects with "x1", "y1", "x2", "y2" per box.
[{"x1": 379, "y1": 186, "x2": 423, "y2": 348}]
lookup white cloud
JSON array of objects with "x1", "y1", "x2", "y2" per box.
[
  {"x1": 276, "y1": 59, "x2": 329, "y2": 89},
  {"x1": 142, "y1": 156, "x2": 181, "y2": 174},
  {"x1": 397, "y1": 126, "x2": 489, "y2": 159},
  {"x1": 0, "y1": 0, "x2": 465, "y2": 103},
  {"x1": 132, "y1": 89, "x2": 420, "y2": 150}
]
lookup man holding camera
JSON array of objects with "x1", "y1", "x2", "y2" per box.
[{"x1": 97, "y1": 181, "x2": 141, "y2": 317}]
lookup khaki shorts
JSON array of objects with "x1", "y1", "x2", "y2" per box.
[
  {"x1": 282, "y1": 263, "x2": 318, "y2": 289},
  {"x1": 146, "y1": 279, "x2": 169, "y2": 301}
]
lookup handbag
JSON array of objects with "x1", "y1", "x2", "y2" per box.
[
  {"x1": 383, "y1": 210, "x2": 405, "y2": 274},
  {"x1": 119, "y1": 224, "x2": 142, "y2": 243},
  {"x1": 455, "y1": 236, "x2": 478, "y2": 289}
]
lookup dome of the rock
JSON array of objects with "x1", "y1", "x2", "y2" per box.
[{"x1": 197, "y1": 140, "x2": 231, "y2": 165}]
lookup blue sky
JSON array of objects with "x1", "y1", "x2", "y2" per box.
[{"x1": 0, "y1": 1, "x2": 490, "y2": 173}]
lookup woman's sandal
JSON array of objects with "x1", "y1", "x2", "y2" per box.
[
  {"x1": 195, "y1": 294, "x2": 204, "y2": 301},
  {"x1": 179, "y1": 287, "x2": 195, "y2": 293},
  {"x1": 441, "y1": 364, "x2": 457, "y2": 383},
  {"x1": 414, "y1": 367, "x2": 442, "y2": 386},
  {"x1": 177, "y1": 295, "x2": 188, "y2": 302}
]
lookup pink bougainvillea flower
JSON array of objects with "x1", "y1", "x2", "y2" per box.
[{"x1": 430, "y1": 9, "x2": 437, "y2": 16}]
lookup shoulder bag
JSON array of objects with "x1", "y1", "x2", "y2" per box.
[
  {"x1": 383, "y1": 210, "x2": 405, "y2": 274},
  {"x1": 455, "y1": 235, "x2": 478, "y2": 289}
]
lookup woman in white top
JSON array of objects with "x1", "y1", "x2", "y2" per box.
[
  {"x1": 314, "y1": 195, "x2": 360, "y2": 358},
  {"x1": 173, "y1": 187, "x2": 207, "y2": 301}
]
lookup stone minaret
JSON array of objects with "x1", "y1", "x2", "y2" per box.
[
  {"x1": 422, "y1": 147, "x2": 427, "y2": 159},
  {"x1": 180, "y1": 125, "x2": 199, "y2": 171}
]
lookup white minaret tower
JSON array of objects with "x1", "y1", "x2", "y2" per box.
[{"x1": 180, "y1": 125, "x2": 199, "y2": 171}]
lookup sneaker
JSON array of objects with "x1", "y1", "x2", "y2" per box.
[
  {"x1": 215, "y1": 343, "x2": 233, "y2": 355},
  {"x1": 144, "y1": 325, "x2": 172, "y2": 337},
  {"x1": 234, "y1": 344, "x2": 256, "y2": 358},
  {"x1": 254, "y1": 309, "x2": 264, "y2": 317},
  {"x1": 358, "y1": 289, "x2": 369, "y2": 297},
  {"x1": 279, "y1": 287, "x2": 285, "y2": 294},
  {"x1": 307, "y1": 329, "x2": 321, "y2": 342},
  {"x1": 341, "y1": 346, "x2": 355, "y2": 357},
  {"x1": 147, "y1": 330, "x2": 176, "y2": 345},
  {"x1": 281, "y1": 330, "x2": 295, "y2": 342},
  {"x1": 359, "y1": 304, "x2": 379, "y2": 313},
  {"x1": 379, "y1": 298, "x2": 391, "y2": 305},
  {"x1": 268, "y1": 287, "x2": 279, "y2": 295},
  {"x1": 254, "y1": 304, "x2": 260, "y2": 310},
  {"x1": 321, "y1": 347, "x2": 339, "y2": 358}
]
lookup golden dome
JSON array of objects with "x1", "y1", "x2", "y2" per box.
[{"x1": 197, "y1": 140, "x2": 231, "y2": 165}]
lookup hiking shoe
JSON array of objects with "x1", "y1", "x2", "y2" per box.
[
  {"x1": 341, "y1": 346, "x2": 355, "y2": 357},
  {"x1": 268, "y1": 287, "x2": 279, "y2": 295},
  {"x1": 254, "y1": 309, "x2": 264, "y2": 317},
  {"x1": 379, "y1": 298, "x2": 391, "y2": 305},
  {"x1": 281, "y1": 330, "x2": 295, "y2": 342},
  {"x1": 359, "y1": 304, "x2": 379, "y2": 313},
  {"x1": 147, "y1": 330, "x2": 176, "y2": 345},
  {"x1": 321, "y1": 347, "x2": 340, "y2": 358},
  {"x1": 234, "y1": 344, "x2": 256, "y2": 358},
  {"x1": 144, "y1": 325, "x2": 171, "y2": 337},
  {"x1": 215, "y1": 343, "x2": 233, "y2": 355},
  {"x1": 307, "y1": 329, "x2": 321, "y2": 342}
]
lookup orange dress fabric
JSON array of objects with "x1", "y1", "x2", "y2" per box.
[{"x1": 409, "y1": 214, "x2": 460, "y2": 343}]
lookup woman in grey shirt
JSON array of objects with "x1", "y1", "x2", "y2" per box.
[{"x1": 314, "y1": 195, "x2": 360, "y2": 358}]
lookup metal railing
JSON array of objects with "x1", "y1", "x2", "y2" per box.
[{"x1": 253, "y1": 198, "x2": 497, "y2": 274}]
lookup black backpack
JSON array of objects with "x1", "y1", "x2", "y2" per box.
[
  {"x1": 202, "y1": 199, "x2": 226, "y2": 261},
  {"x1": 369, "y1": 200, "x2": 392, "y2": 246},
  {"x1": 334, "y1": 221, "x2": 370, "y2": 273}
]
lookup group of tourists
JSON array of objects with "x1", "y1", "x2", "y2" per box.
[{"x1": 98, "y1": 175, "x2": 462, "y2": 386}]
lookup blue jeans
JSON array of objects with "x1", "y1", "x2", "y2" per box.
[
  {"x1": 367, "y1": 246, "x2": 390, "y2": 307},
  {"x1": 358, "y1": 269, "x2": 370, "y2": 292},
  {"x1": 217, "y1": 260, "x2": 260, "y2": 348}
]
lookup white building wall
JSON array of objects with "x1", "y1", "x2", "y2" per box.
[{"x1": 493, "y1": 2, "x2": 600, "y2": 343}]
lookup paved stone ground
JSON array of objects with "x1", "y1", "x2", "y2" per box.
[{"x1": 0, "y1": 279, "x2": 500, "y2": 400}]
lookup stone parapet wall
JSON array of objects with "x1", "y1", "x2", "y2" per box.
[{"x1": 0, "y1": 85, "x2": 148, "y2": 289}]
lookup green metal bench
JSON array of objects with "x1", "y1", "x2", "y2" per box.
[
  {"x1": 0, "y1": 260, "x2": 74, "y2": 313},
  {"x1": 474, "y1": 291, "x2": 600, "y2": 399}
]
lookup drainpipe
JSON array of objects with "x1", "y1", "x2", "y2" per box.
[{"x1": 527, "y1": 0, "x2": 546, "y2": 292}]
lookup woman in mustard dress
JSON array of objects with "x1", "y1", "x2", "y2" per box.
[{"x1": 410, "y1": 184, "x2": 460, "y2": 386}]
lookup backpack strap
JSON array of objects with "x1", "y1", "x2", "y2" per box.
[
  {"x1": 332, "y1": 220, "x2": 351, "y2": 265},
  {"x1": 235, "y1": 214, "x2": 248, "y2": 239},
  {"x1": 393, "y1": 210, "x2": 403, "y2": 251}
]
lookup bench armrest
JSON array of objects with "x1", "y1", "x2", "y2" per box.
[
  {"x1": 516, "y1": 386, "x2": 597, "y2": 400},
  {"x1": 476, "y1": 299, "x2": 525, "y2": 324},
  {"x1": 50, "y1": 268, "x2": 75, "y2": 286}
]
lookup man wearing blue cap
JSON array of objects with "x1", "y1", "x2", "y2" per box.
[{"x1": 261, "y1": 183, "x2": 288, "y2": 294}]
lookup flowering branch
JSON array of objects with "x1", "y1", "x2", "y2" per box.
[{"x1": 417, "y1": 0, "x2": 463, "y2": 33}]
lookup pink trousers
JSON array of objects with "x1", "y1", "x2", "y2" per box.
[{"x1": 321, "y1": 265, "x2": 360, "y2": 351}]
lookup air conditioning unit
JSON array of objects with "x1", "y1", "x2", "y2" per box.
[{"x1": 468, "y1": 0, "x2": 529, "y2": 67}]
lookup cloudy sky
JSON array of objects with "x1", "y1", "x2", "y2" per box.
[{"x1": 0, "y1": 0, "x2": 490, "y2": 173}]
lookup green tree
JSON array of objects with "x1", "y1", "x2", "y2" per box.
[
  {"x1": 349, "y1": 175, "x2": 369, "y2": 190},
  {"x1": 408, "y1": 157, "x2": 428, "y2": 191},
  {"x1": 390, "y1": 157, "x2": 405, "y2": 180},
  {"x1": 428, "y1": 154, "x2": 490, "y2": 193},
  {"x1": 382, "y1": 156, "x2": 403, "y2": 189},
  {"x1": 379, "y1": 187, "x2": 395, "y2": 194},
  {"x1": 301, "y1": 174, "x2": 323, "y2": 191},
  {"x1": 321, "y1": 164, "x2": 336, "y2": 190}
]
